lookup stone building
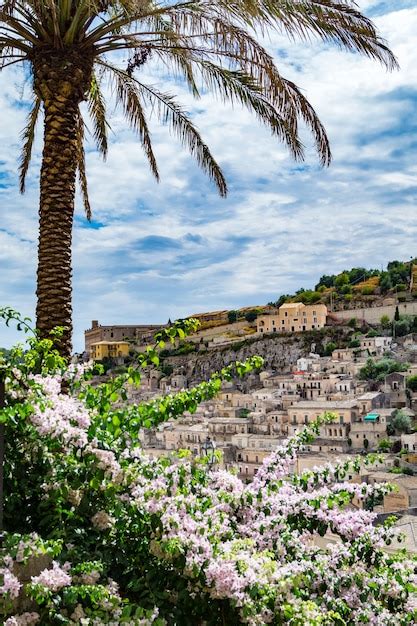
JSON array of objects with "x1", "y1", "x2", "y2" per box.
[
  {"x1": 90, "y1": 340, "x2": 129, "y2": 361},
  {"x1": 257, "y1": 302, "x2": 327, "y2": 334},
  {"x1": 85, "y1": 320, "x2": 163, "y2": 353}
]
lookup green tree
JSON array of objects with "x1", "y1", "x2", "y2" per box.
[
  {"x1": 315, "y1": 274, "x2": 335, "y2": 290},
  {"x1": 379, "y1": 272, "x2": 392, "y2": 293},
  {"x1": 380, "y1": 314, "x2": 391, "y2": 329},
  {"x1": 378, "y1": 438, "x2": 391, "y2": 452},
  {"x1": 245, "y1": 310, "x2": 258, "y2": 323},
  {"x1": 348, "y1": 267, "x2": 369, "y2": 284},
  {"x1": 334, "y1": 272, "x2": 350, "y2": 290},
  {"x1": 395, "y1": 306, "x2": 401, "y2": 322},
  {"x1": 359, "y1": 357, "x2": 408, "y2": 382},
  {"x1": 275, "y1": 295, "x2": 290, "y2": 308},
  {"x1": 324, "y1": 341, "x2": 337, "y2": 356},
  {"x1": 392, "y1": 409, "x2": 412, "y2": 434},
  {"x1": 407, "y1": 375, "x2": 417, "y2": 392},
  {"x1": 0, "y1": 1, "x2": 396, "y2": 357},
  {"x1": 394, "y1": 316, "x2": 413, "y2": 337},
  {"x1": 227, "y1": 310, "x2": 238, "y2": 324},
  {"x1": 348, "y1": 339, "x2": 360, "y2": 348}
]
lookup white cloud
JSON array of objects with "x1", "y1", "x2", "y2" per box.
[{"x1": 1, "y1": 1, "x2": 417, "y2": 349}]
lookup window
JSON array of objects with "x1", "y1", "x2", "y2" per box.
[
  {"x1": 285, "y1": 312, "x2": 288, "y2": 317},
  {"x1": 313, "y1": 311, "x2": 316, "y2": 315}
]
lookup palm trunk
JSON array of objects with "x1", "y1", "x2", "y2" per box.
[{"x1": 32, "y1": 49, "x2": 93, "y2": 358}]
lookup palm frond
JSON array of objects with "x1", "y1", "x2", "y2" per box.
[
  {"x1": 278, "y1": 78, "x2": 331, "y2": 167},
  {"x1": 110, "y1": 66, "x2": 160, "y2": 181},
  {"x1": 19, "y1": 95, "x2": 40, "y2": 193},
  {"x1": 88, "y1": 72, "x2": 109, "y2": 159},
  {"x1": 185, "y1": 58, "x2": 305, "y2": 162},
  {"x1": 76, "y1": 113, "x2": 92, "y2": 221},
  {"x1": 217, "y1": 0, "x2": 398, "y2": 69},
  {"x1": 99, "y1": 60, "x2": 227, "y2": 196}
]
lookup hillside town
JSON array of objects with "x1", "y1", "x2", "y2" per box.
[{"x1": 83, "y1": 300, "x2": 417, "y2": 550}]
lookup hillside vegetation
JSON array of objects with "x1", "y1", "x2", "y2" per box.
[
  {"x1": 268, "y1": 258, "x2": 417, "y2": 311},
  {"x1": 189, "y1": 258, "x2": 417, "y2": 332}
]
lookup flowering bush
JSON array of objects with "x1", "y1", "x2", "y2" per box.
[{"x1": 0, "y1": 308, "x2": 416, "y2": 625}]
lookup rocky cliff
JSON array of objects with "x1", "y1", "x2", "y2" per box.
[{"x1": 163, "y1": 327, "x2": 349, "y2": 384}]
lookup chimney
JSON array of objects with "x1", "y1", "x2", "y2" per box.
[{"x1": 92, "y1": 320, "x2": 99, "y2": 329}]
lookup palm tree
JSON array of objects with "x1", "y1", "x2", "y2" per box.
[{"x1": 0, "y1": 0, "x2": 396, "y2": 357}]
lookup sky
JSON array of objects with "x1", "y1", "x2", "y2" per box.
[{"x1": 1, "y1": 0, "x2": 417, "y2": 351}]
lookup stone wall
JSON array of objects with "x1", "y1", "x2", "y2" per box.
[{"x1": 332, "y1": 302, "x2": 417, "y2": 324}]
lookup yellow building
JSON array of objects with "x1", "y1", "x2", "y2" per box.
[
  {"x1": 90, "y1": 341, "x2": 130, "y2": 361},
  {"x1": 257, "y1": 302, "x2": 327, "y2": 334}
]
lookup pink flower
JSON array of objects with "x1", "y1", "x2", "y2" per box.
[
  {"x1": 31, "y1": 561, "x2": 71, "y2": 591},
  {"x1": 0, "y1": 568, "x2": 22, "y2": 599}
]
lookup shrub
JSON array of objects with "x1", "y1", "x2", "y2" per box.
[
  {"x1": 334, "y1": 272, "x2": 349, "y2": 289},
  {"x1": 160, "y1": 363, "x2": 174, "y2": 377},
  {"x1": 340, "y1": 284, "x2": 352, "y2": 295},
  {"x1": 380, "y1": 314, "x2": 391, "y2": 329},
  {"x1": 359, "y1": 357, "x2": 408, "y2": 382},
  {"x1": 394, "y1": 318, "x2": 412, "y2": 337},
  {"x1": 348, "y1": 339, "x2": 360, "y2": 348},
  {"x1": 392, "y1": 409, "x2": 412, "y2": 433},
  {"x1": 244, "y1": 310, "x2": 258, "y2": 323},
  {"x1": 407, "y1": 375, "x2": 417, "y2": 392},
  {"x1": 361, "y1": 286, "x2": 375, "y2": 296},
  {"x1": 348, "y1": 317, "x2": 357, "y2": 328},
  {"x1": 1, "y1": 310, "x2": 416, "y2": 626},
  {"x1": 227, "y1": 310, "x2": 238, "y2": 323},
  {"x1": 378, "y1": 438, "x2": 391, "y2": 452},
  {"x1": 324, "y1": 341, "x2": 337, "y2": 356}
]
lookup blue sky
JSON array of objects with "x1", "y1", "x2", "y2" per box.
[{"x1": 1, "y1": 0, "x2": 417, "y2": 351}]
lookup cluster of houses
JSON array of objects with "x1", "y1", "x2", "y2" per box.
[
  {"x1": 132, "y1": 331, "x2": 417, "y2": 533},
  {"x1": 84, "y1": 305, "x2": 417, "y2": 549}
]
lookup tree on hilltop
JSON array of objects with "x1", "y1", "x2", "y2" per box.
[{"x1": 0, "y1": 0, "x2": 397, "y2": 356}]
